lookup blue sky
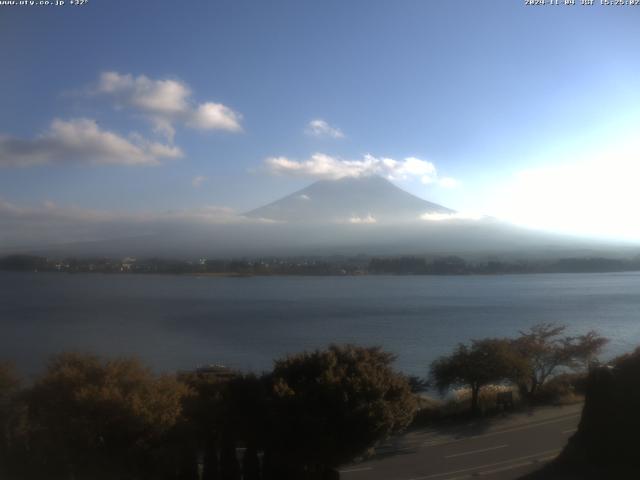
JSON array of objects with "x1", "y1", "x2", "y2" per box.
[{"x1": 1, "y1": 0, "x2": 640, "y2": 242}]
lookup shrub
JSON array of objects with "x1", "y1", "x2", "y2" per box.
[
  {"x1": 266, "y1": 344, "x2": 417, "y2": 475},
  {"x1": 16, "y1": 353, "x2": 191, "y2": 480},
  {"x1": 534, "y1": 373, "x2": 587, "y2": 405}
]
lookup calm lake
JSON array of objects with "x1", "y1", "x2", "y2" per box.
[{"x1": 2, "y1": 271, "x2": 640, "y2": 377}]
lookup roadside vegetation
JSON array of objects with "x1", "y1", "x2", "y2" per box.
[
  {"x1": 524, "y1": 347, "x2": 640, "y2": 479},
  {"x1": 0, "y1": 345, "x2": 415, "y2": 480},
  {"x1": 412, "y1": 324, "x2": 607, "y2": 423},
  {"x1": 0, "y1": 325, "x2": 609, "y2": 479}
]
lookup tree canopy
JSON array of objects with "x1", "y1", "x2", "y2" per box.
[
  {"x1": 0, "y1": 362, "x2": 19, "y2": 397},
  {"x1": 430, "y1": 338, "x2": 526, "y2": 415},
  {"x1": 267, "y1": 344, "x2": 417, "y2": 473},
  {"x1": 19, "y1": 352, "x2": 191, "y2": 480}
]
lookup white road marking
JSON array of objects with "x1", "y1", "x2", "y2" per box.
[
  {"x1": 561, "y1": 428, "x2": 577, "y2": 434},
  {"x1": 444, "y1": 444, "x2": 508, "y2": 459},
  {"x1": 420, "y1": 414, "x2": 580, "y2": 448},
  {"x1": 405, "y1": 448, "x2": 561, "y2": 480},
  {"x1": 344, "y1": 412, "x2": 578, "y2": 478},
  {"x1": 339, "y1": 466, "x2": 373, "y2": 474}
]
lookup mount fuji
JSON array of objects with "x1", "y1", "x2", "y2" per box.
[{"x1": 246, "y1": 175, "x2": 454, "y2": 224}]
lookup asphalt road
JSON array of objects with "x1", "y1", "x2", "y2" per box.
[{"x1": 340, "y1": 403, "x2": 583, "y2": 480}]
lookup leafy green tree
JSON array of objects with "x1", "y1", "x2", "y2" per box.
[
  {"x1": 22, "y1": 352, "x2": 191, "y2": 480},
  {"x1": 266, "y1": 344, "x2": 417, "y2": 477},
  {"x1": 513, "y1": 324, "x2": 608, "y2": 397},
  {"x1": 430, "y1": 339, "x2": 526, "y2": 415}
]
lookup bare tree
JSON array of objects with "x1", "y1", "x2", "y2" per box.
[{"x1": 513, "y1": 323, "x2": 608, "y2": 397}]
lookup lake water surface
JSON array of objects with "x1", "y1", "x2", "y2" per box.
[{"x1": 2, "y1": 272, "x2": 640, "y2": 377}]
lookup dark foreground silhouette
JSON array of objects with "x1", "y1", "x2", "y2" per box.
[
  {"x1": 522, "y1": 348, "x2": 640, "y2": 479},
  {"x1": 0, "y1": 330, "x2": 625, "y2": 480},
  {"x1": 0, "y1": 345, "x2": 416, "y2": 480}
]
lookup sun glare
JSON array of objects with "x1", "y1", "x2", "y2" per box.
[{"x1": 489, "y1": 138, "x2": 640, "y2": 241}]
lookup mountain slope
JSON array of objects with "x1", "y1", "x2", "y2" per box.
[{"x1": 245, "y1": 175, "x2": 453, "y2": 223}]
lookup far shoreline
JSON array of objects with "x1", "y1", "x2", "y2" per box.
[{"x1": 2, "y1": 269, "x2": 640, "y2": 278}]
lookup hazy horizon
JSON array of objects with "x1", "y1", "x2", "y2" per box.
[
  {"x1": 0, "y1": 174, "x2": 637, "y2": 258},
  {"x1": 2, "y1": 1, "x2": 640, "y2": 251}
]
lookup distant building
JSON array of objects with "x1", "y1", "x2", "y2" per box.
[{"x1": 121, "y1": 257, "x2": 136, "y2": 272}]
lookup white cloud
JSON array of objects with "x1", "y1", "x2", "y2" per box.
[
  {"x1": 192, "y1": 175, "x2": 208, "y2": 188},
  {"x1": 305, "y1": 119, "x2": 345, "y2": 139},
  {"x1": 0, "y1": 118, "x2": 182, "y2": 167},
  {"x1": 264, "y1": 153, "x2": 456, "y2": 186},
  {"x1": 265, "y1": 153, "x2": 370, "y2": 180},
  {"x1": 99, "y1": 72, "x2": 191, "y2": 115},
  {"x1": 348, "y1": 214, "x2": 377, "y2": 224},
  {"x1": 298, "y1": 194, "x2": 311, "y2": 200},
  {"x1": 188, "y1": 102, "x2": 242, "y2": 132},
  {"x1": 95, "y1": 72, "x2": 242, "y2": 139},
  {"x1": 394, "y1": 156, "x2": 437, "y2": 178},
  {"x1": 420, "y1": 212, "x2": 483, "y2": 221}
]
